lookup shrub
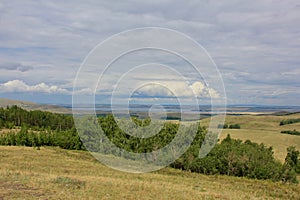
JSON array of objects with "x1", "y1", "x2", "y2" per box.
[
  {"x1": 229, "y1": 124, "x2": 241, "y2": 129},
  {"x1": 281, "y1": 146, "x2": 300, "y2": 183},
  {"x1": 280, "y1": 118, "x2": 300, "y2": 126},
  {"x1": 281, "y1": 130, "x2": 300, "y2": 136},
  {"x1": 176, "y1": 135, "x2": 283, "y2": 181}
]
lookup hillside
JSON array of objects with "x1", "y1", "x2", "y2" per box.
[
  {"x1": 0, "y1": 146, "x2": 299, "y2": 200},
  {"x1": 0, "y1": 98, "x2": 71, "y2": 114},
  {"x1": 201, "y1": 113, "x2": 300, "y2": 162}
]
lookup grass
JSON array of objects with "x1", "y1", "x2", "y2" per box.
[
  {"x1": 0, "y1": 146, "x2": 299, "y2": 199},
  {"x1": 200, "y1": 113, "x2": 300, "y2": 162}
]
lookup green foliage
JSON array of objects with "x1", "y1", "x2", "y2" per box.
[
  {"x1": 218, "y1": 124, "x2": 240, "y2": 129},
  {"x1": 0, "y1": 128, "x2": 84, "y2": 150},
  {"x1": 98, "y1": 114, "x2": 180, "y2": 154},
  {"x1": 281, "y1": 130, "x2": 300, "y2": 136},
  {"x1": 174, "y1": 136, "x2": 299, "y2": 183},
  {"x1": 0, "y1": 105, "x2": 299, "y2": 183},
  {"x1": 131, "y1": 116, "x2": 151, "y2": 127},
  {"x1": 279, "y1": 118, "x2": 300, "y2": 126},
  {"x1": 0, "y1": 106, "x2": 74, "y2": 131},
  {"x1": 218, "y1": 124, "x2": 228, "y2": 129},
  {"x1": 281, "y1": 146, "x2": 300, "y2": 183},
  {"x1": 229, "y1": 124, "x2": 241, "y2": 129},
  {"x1": 174, "y1": 134, "x2": 283, "y2": 181}
]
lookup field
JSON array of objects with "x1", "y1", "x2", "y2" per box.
[
  {"x1": 0, "y1": 111, "x2": 300, "y2": 199},
  {"x1": 0, "y1": 146, "x2": 299, "y2": 200},
  {"x1": 200, "y1": 113, "x2": 300, "y2": 162}
]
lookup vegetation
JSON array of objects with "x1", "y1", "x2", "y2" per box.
[
  {"x1": 218, "y1": 123, "x2": 241, "y2": 129},
  {"x1": 0, "y1": 106, "x2": 299, "y2": 183},
  {"x1": 0, "y1": 105, "x2": 74, "y2": 131},
  {"x1": 281, "y1": 146, "x2": 300, "y2": 183},
  {"x1": 0, "y1": 125, "x2": 84, "y2": 150},
  {"x1": 280, "y1": 118, "x2": 300, "y2": 126},
  {"x1": 173, "y1": 135, "x2": 300, "y2": 183},
  {"x1": 281, "y1": 130, "x2": 300, "y2": 136},
  {"x1": 1, "y1": 146, "x2": 299, "y2": 199},
  {"x1": 201, "y1": 113, "x2": 300, "y2": 162}
]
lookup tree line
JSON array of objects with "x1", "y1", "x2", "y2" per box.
[
  {"x1": 218, "y1": 123, "x2": 241, "y2": 129},
  {"x1": 0, "y1": 105, "x2": 74, "y2": 131},
  {"x1": 281, "y1": 130, "x2": 300, "y2": 136},
  {"x1": 0, "y1": 124, "x2": 84, "y2": 150},
  {"x1": 280, "y1": 118, "x2": 300, "y2": 126}
]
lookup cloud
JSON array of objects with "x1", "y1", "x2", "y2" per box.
[
  {"x1": 134, "y1": 81, "x2": 220, "y2": 99},
  {"x1": 0, "y1": 62, "x2": 32, "y2": 72},
  {"x1": 0, "y1": 0, "x2": 299, "y2": 105},
  {"x1": 0, "y1": 80, "x2": 69, "y2": 94}
]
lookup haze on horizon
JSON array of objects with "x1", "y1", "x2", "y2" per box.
[{"x1": 0, "y1": 1, "x2": 299, "y2": 106}]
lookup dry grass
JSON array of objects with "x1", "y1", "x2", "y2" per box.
[
  {"x1": 201, "y1": 113, "x2": 300, "y2": 162},
  {"x1": 0, "y1": 146, "x2": 299, "y2": 199}
]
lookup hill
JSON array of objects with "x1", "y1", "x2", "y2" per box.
[
  {"x1": 0, "y1": 98, "x2": 71, "y2": 114},
  {"x1": 200, "y1": 113, "x2": 300, "y2": 162},
  {"x1": 0, "y1": 146, "x2": 299, "y2": 199}
]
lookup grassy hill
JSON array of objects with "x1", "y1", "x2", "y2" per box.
[
  {"x1": 200, "y1": 113, "x2": 300, "y2": 162},
  {"x1": 0, "y1": 98, "x2": 71, "y2": 114},
  {"x1": 0, "y1": 146, "x2": 299, "y2": 199}
]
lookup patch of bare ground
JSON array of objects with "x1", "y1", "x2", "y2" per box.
[{"x1": 0, "y1": 180, "x2": 47, "y2": 199}]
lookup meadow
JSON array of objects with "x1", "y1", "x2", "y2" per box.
[
  {"x1": 201, "y1": 113, "x2": 300, "y2": 162},
  {"x1": 0, "y1": 106, "x2": 300, "y2": 199},
  {"x1": 0, "y1": 146, "x2": 299, "y2": 200}
]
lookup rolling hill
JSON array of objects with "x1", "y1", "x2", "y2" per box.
[{"x1": 0, "y1": 146, "x2": 299, "y2": 199}]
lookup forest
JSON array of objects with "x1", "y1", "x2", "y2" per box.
[{"x1": 0, "y1": 106, "x2": 299, "y2": 183}]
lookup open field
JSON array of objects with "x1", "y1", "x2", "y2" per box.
[
  {"x1": 200, "y1": 113, "x2": 300, "y2": 162},
  {"x1": 0, "y1": 146, "x2": 299, "y2": 200}
]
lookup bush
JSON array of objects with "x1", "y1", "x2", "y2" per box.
[
  {"x1": 229, "y1": 124, "x2": 241, "y2": 129},
  {"x1": 280, "y1": 118, "x2": 300, "y2": 126},
  {"x1": 174, "y1": 135, "x2": 283, "y2": 181},
  {"x1": 281, "y1": 146, "x2": 300, "y2": 183},
  {"x1": 218, "y1": 124, "x2": 240, "y2": 129},
  {"x1": 281, "y1": 130, "x2": 300, "y2": 136}
]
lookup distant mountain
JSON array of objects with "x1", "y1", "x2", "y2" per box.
[{"x1": 0, "y1": 98, "x2": 71, "y2": 114}]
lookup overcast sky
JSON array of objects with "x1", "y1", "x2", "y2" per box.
[{"x1": 0, "y1": 0, "x2": 299, "y2": 105}]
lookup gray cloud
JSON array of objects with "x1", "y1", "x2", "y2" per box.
[
  {"x1": 0, "y1": 62, "x2": 32, "y2": 72},
  {"x1": 0, "y1": 0, "x2": 299, "y2": 105}
]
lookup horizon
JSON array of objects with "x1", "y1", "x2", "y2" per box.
[{"x1": 2, "y1": 97, "x2": 300, "y2": 109}]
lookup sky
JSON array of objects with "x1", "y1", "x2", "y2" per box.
[{"x1": 0, "y1": 0, "x2": 299, "y2": 106}]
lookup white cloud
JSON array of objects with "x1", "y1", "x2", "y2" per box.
[
  {"x1": 136, "y1": 84, "x2": 173, "y2": 97},
  {"x1": 0, "y1": 80, "x2": 69, "y2": 94},
  {"x1": 135, "y1": 81, "x2": 220, "y2": 99}
]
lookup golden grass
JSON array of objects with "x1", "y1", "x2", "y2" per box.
[
  {"x1": 0, "y1": 146, "x2": 299, "y2": 199},
  {"x1": 200, "y1": 113, "x2": 300, "y2": 162}
]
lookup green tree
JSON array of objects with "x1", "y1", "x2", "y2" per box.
[{"x1": 281, "y1": 146, "x2": 300, "y2": 183}]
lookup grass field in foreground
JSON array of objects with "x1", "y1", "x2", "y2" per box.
[
  {"x1": 0, "y1": 146, "x2": 299, "y2": 200},
  {"x1": 200, "y1": 113, "x2": 300, "y2": 162}
]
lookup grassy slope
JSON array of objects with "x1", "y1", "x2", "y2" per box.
[
  {"x1": 0, "y1": 146, "x2": 299, "y2": 200},
  {"x1": 0, "y1": 98, "x2": 71, "y2": 114},
  {"x1": 200, "y1": 113, "x2": 300, "y2": 162}
]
